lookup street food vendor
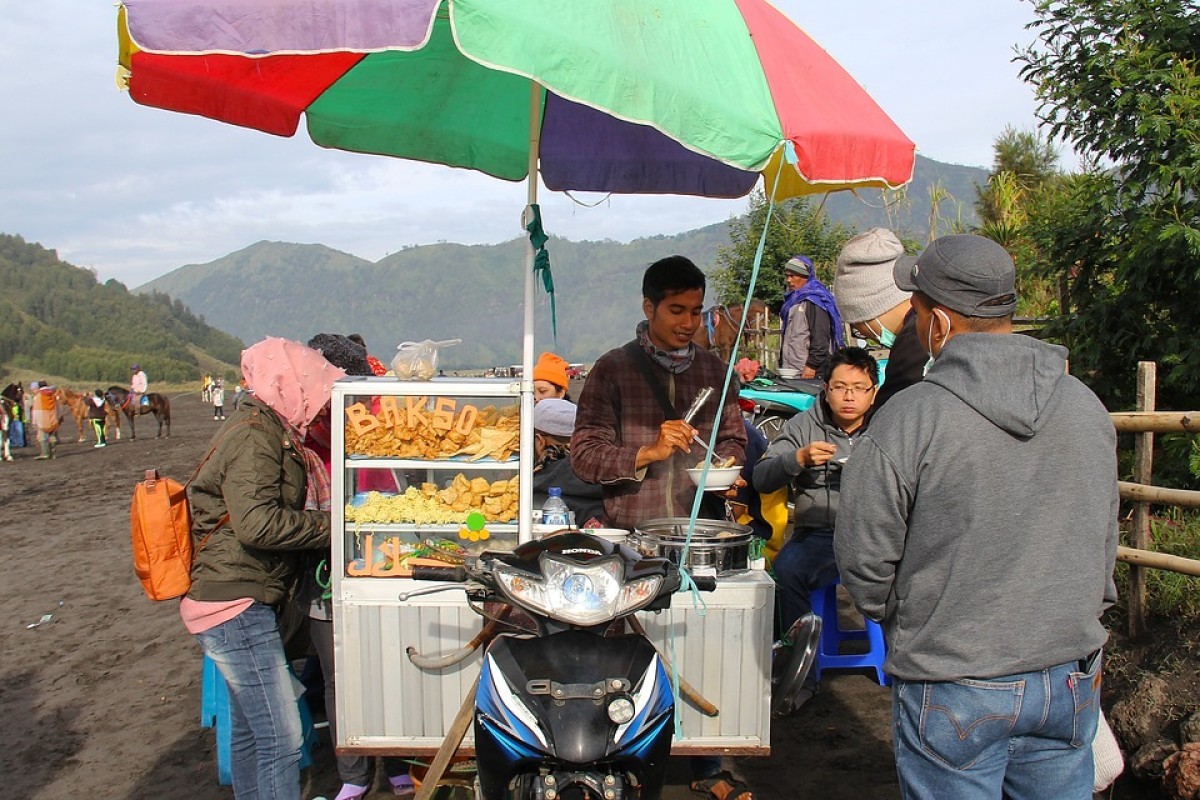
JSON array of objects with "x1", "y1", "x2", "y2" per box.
[{"x1": 571, "y1": 255, "x2": 752, "y2": 800}]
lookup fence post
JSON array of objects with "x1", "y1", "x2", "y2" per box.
[{"x1": 1129, "y1": 361, "x2": 1156, "y2": 641}]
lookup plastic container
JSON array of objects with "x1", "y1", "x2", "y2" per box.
[{"x1": 541, "y1": 487, "x2": 570, "y2": 528}]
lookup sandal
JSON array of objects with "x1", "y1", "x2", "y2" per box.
[
  {"x1": 389, "y1": 774, "x2": 416, "y2": 800},
  {"x1": 689, "y1": 770, "x2": 754, "y2": 800}
]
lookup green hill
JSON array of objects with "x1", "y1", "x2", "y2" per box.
[
  {"x1": 137, "y1": 156, "x2": 986, "y2": 368},
  {"x1": 0, "y1": 234, "x2": 244, "y2": 385}
]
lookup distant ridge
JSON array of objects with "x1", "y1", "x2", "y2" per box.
[
  {"x1": 139, "y1": 155, "x2": 986, "y2": 367},
  {"x1": 0, "y1": 234, "x2": 244, "y2": 384}
]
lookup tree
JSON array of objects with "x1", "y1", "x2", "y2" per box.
[
  {"x1": 974, "y1": 126, "x2": 1059, "y2": 228},
  {"x1": 972, "y1": 128, "x2": 1063, "y2": 316},
  {"x1": 710, "y1": 191, "x2": 854, "y2": 308},
  {"x1": 1016, "y1": 0, "x2": 1200, "y2": 411}
]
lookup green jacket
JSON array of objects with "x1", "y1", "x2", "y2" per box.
[{"x1": 186, "y1": 397, "x2": 331, "y2": 604}]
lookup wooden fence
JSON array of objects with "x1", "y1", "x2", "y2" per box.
[{"x1": 1116, "y1": 361, "x2": 1200, "y2": 640}]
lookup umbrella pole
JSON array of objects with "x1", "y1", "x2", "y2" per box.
[{"x1": 518, "y1": 82, "x2": 542, "y2": 543}]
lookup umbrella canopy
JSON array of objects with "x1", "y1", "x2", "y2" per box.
[{"x1": 117, "y1": 0, "x2": 916, "y2": 199}]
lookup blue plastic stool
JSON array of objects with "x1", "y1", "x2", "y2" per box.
[
  {"x1": 200, "y1": 655, "x2": 317, "y2": 786},
  {"x1": 809, "y1": 579, "x2": 891, "y2": 686}
]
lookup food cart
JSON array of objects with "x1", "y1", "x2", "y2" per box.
[{"x1": 329, "y1": 376, "x2": 775, "y2": 758}]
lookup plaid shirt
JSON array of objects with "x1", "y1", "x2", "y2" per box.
[{"x1": 571, "y1": 342, "x2": 746, "y2": 530}]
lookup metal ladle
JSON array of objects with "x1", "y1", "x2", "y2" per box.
[{"x1": 681, "y1": 387, "x2": 724, "y2": 462}]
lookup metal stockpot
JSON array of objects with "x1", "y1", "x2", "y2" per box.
[{"x1": 630, "y1": 517, "x2": 754, "y2": 576}]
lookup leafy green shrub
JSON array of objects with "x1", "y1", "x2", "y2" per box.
[{"x1": 1115, "y1": 510, "x2": 1200, "y2": 618}]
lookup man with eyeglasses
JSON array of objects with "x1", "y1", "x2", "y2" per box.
[
  {"x1": 835, "y1": 234, "x2": 1118, "y2": 800},
  {"x1": 753, "y1": 346, "x2": 879, "y2": 646}
]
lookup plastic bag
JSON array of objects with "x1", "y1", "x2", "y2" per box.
[{"x1": 391, "y1": 339, "x2": 461, "y2": 380}]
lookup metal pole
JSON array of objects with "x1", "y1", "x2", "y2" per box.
[{"x1": 517, "y1": 82, "x2": 542, "y2": 544}]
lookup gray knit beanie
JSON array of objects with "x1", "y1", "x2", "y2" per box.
[
  {"x1": 833, "y1": 228, "x2": 910, "y2": 323},
  {"x1": 307, "y1": 333, "x2": 372, "y2": 377}
]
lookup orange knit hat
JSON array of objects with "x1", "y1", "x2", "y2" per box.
[{"x1": 533, "y1": 352, "x2": 569, "y2": 389}]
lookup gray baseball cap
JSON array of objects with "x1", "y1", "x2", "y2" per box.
[{"x1": 893, "y1": 234, "x2": 1017, "y2": 318}]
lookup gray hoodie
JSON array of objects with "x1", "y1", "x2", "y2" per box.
[
  {"x1": 835, "y1": 333, "x2": 1118, "y2": 681},
  {"x1": 753, "y1": 396, "x2": 868, "y2": 531}
]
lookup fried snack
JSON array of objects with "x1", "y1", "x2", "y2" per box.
[{"x1": 346, "y1": 474, "x2": 521, "y2": 525}]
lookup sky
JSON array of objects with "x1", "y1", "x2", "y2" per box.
[{"x1": 2, "y1": 2, "x2": 1047, "y2": 288}]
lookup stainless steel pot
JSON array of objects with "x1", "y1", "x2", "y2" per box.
[{"x1": 630, "y1": 517, "x2": 754, "y2": 576}]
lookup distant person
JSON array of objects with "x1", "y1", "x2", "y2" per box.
[
  {"x1": 211, "y1": 378, "x2": 226, "y2": 421},
  {"x1": 836, "y1": 234, "x2": 1119, "y2": 799},
  {"x1": 31, "y1": 381, "x2": 59, "y2": 460},
  {"x1": 753, "y1": 347, "x2": 878, "y2": 635},
  {"x1": 779, "y1": 255, "x2": 843, "y2": 378},
  {"x1": 130, "y1": 364, "x2": 149, "y2": 406},
  {"x1": 87, "y1": 389, "x2": 108, "y2": 448},
  {"x1": 183, "y1": 337, "x2": 343, "y2": 800},
  {"x1": 833, "y1": 228, "x2": 924, "y2": 407},
  {"x1": 532, "y1": 351, "x2": 571, "y2": 402},
  {"x1": 347, "y1": 333, "x2": 388, "y2": 376},
  {"x1": 531, "y1": 398, "x2": 605, "y2": 527},
  {"x1": 231, "y1": 379, "x2": 248, "y2": 411}
]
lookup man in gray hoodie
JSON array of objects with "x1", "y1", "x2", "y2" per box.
[{"x1": 835, "y1": 234, "x2": 1118, "y2": 800}]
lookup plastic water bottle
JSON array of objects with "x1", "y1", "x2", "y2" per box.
[{"x1": 541, "y1": 487, "x2": 570, "y2": 528}]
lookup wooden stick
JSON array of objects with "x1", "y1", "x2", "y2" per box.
[
  {"x1": 1129, "y1": 362, "x2": 1156, "y2": 641},
  {"x1": 413, "y1": 674, "x2": 479, "y2": 800},
  {"x1": 1119, "y1": 481, "x2": 1200, "y2": 508},
  {"x1": 1110, "y1": 411, "x2": 1200, "y2": 433},
  {"x1": 1118, "y1": 545, "x2": 1200, "y2": 578}
]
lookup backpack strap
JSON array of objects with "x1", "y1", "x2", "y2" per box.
[{"x1": 622, "y1": 341, "x2": 679, "y2": 421}]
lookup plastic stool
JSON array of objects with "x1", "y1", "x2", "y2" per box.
[
  {"x1": 809, "y1": 579, "x2": 890, "y2": 686},
  {"x1": 200, "y1": 655, "x2": 317, "y2": 786}
]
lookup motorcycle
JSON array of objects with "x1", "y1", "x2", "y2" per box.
[
  {"x1": 737, "y1": 371, "x2": 822, "y2": 441},
  {"x1": 405, "y1": 531, "x2": 719, "y2": 800}
]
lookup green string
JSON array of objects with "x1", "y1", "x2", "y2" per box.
[{"x1": 526, "y1": 203, "x2": 557, "y2": 345}]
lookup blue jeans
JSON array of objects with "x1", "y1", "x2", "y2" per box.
[
  {"x1": 196, "y1": 602, "x2": 304, "y2": 800},
  {"x1": 772, "y1": 528, "x2": 838, "y2": 633},
  {"x1": 892, "y1": 655, "x2": 1101, "y2": 800}
]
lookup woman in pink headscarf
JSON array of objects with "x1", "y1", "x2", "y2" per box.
[{"x1": 182, "y1": 337, "x2": 345, "y2": 800}]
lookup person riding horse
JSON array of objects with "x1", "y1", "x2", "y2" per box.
[{"x1": 130, "y1": 364, "x2": 149, "y2": 407}]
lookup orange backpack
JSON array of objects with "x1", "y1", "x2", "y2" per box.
[
  {"x1": 130, "y1": 470, "x2": 198, "y2": 601},
  {"x1": 130, "y1": 418, "x2": 251, "y2": 601}
]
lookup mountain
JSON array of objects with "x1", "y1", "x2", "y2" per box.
[
  {"x1": 0, "y1": 234, "x2": 244, "y2": 384},
  {"x1": 139, "y1": 156, "x2": 987, "y2": 367}
]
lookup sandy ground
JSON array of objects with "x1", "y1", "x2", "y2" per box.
[{"x1": 0, "y1": 392, "x2": 899, "y2": 800}]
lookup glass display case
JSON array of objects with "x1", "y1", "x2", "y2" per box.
[{"x1": 331, "y1": 376, "x2": 527, "y2": 586}]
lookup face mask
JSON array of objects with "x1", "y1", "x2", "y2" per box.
[
  {"x1": 924, "y1": 309, "x2": 952, "y2": 364},
  {"x1": 864, "y1": 319, "x2": 897, "y2": 348}
]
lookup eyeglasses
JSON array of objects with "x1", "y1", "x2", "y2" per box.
[{"x1": 826, "y1": 384, "x2": 876, "y2": 397}]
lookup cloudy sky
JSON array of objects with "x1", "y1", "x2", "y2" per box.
[{"x1": 3, "y1": 2, "x2": 1047, "y2": 288}]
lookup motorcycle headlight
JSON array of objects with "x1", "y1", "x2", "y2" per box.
[{"x1": 494, "y1": 555, "x2": 663, "y2": 626}]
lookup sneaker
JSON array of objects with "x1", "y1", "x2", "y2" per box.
[{"x1": 94, "y1": 442, "x2": 106, "y2": 448}]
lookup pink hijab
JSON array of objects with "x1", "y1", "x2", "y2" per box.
[{"x1": 241, "y1": 337, "x2": 346, "y2": 436}]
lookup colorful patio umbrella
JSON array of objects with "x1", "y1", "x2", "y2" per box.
[
  {"x1": 116, "y1": 0, "x2": 916, "y2": 199},
  {"x1": 115, "y1": 0, "x2": 916, "y2": 540}
]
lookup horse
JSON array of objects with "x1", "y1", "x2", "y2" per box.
[
  {"x1": 0, "y1": 387, "x2": 17, "y2": 461},
  {"x1": 1, "y1": 384, "x2": 24, "y2": 459},
  {"x1": 55, "y1": 387, "x2": 121, "y2": 443},
  {"x1": 692, "y1": 299, "x2": 770, "y2": 363},
  {"x1": 106, "y1": 386, "x2": 172, "y2": 439}
]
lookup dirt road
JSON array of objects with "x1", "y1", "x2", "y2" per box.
[{"x1": 0, "y1": 392, "x2": 899, "y2": 800}]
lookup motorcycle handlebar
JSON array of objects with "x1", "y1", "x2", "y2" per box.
[{"x1": 411, "y1": 565, "x2": 468, "y2": 582}]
